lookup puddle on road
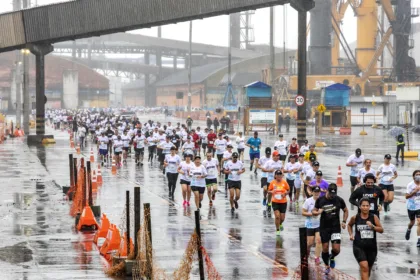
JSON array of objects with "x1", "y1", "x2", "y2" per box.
[{"x1": 0, "y1": 242, "x2": 33, "y2": 264}]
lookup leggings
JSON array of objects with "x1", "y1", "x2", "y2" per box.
[
  {"x1": 167, "y1": 173, "x2": 179, "y2": 194},
  {"x1": 148, "y1": 146, "x2": 156, "y2": 162}
]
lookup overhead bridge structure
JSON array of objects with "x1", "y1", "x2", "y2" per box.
[{"x1": 0, "y1": 0, "x2": 313, "y2": 144}]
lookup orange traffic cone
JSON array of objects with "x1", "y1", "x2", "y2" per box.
[
  {"x1": 111, "y1": 159, "x2": 117, "y2": 175},
  {"x1": 94, "y1": 214, "x2": 110, "y2": 245},
  {"x1": 116, "y1": 232, "x2": 134, "y2": 258},
  {"x1": 336, "y1": 166, "x2": 343, "y2": 187},
  {"x1": 77, "y1": 206, "x2": 100, "y2": 231},
  {"x1": 99, "y1": 224, "x2": 121, "y2": 260},
  {"x1": 90, "y1": 148, "x2": 95, "y2": 162},
  {"x1": 91, "y1": 170, "x2": 98, "y2": 191},
  {"x1": 97, "y1": 164, "x2": 103, "y2": 185},
  {"x1": 76, "y1": 144, "x2": 81, "y2": 154}
]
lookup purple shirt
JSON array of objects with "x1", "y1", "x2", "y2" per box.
[{"x1": 309, "y1": 179, "x2": 329, "y2": 197}]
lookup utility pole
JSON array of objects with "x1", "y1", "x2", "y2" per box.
[
  {"x1": 270, "y1": 7, "x2": 275, "y2": 87},
  {"x1": 188, "y1": 21, "x2": 192, "y2": 114},
  {"x1": 22, "y1": 0, "x2": 30, "y2": 135},
  {"x1": 13, "y1": 0, "x2": 22, "y2": 129}
]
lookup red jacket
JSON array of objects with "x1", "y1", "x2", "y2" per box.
[
  {"x1": 192, "y1": 133, "x2": 200, "y2": 149},
  {"x1": 207, "y1": 133, "x2": 217, "y2": 148}
]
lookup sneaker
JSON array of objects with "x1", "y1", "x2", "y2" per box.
[
  {"x1": 101, "y1": 161, "x2": 104, "y2": 166},
  {"x1": 187, "y1": 201, "x2": 190, "y2": 207},
  {"x1": 209, "y1": 201, "x2": 213, "y2": 206},
  {"x1": 183, "y1": 200, "x2": 187, "y2": 206},
  {"x1": 234, "y1": 200, "x2": 239, "y2": 209},
  {"x1": 266, "y1": 205, "x2": 272, "y2": 212},
  {"x1": 315, "y1": 257, "x2": 320, "y2": 265},
  {"x1": 262, "y1": 198, "x2": 267, "y2": 206},
  {"x1": 325, "y1": 267, "x2": 331, "y2": 275},
  {"x1": 231, "y1": 207, "x2": 235, "y2": 213},
  {"x1": 329, "y1": 256, "x2": 336, "y2": 269},
  {"x1": 280, "y1": 224, "x2": 284, "y2": 231},
  {"x1": 276, "y1": 230, "x2": 281, "y2": 236},
  {"x1": 383, "y1": 211, "x2": 388, "y2": 216},
  {"x1": 250, "y1": 165, "x2": 253, "y2": 171},
  {"x1": 405, "y1": 229, "x2": 411, "y2": 241}
]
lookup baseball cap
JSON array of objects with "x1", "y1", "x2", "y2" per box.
[
  {"x1": 299, "y1": 153, "x2": 305, "y2": 157},
  {"x1": 384, "y1": 154, "x2": 392, "y2": 159},
  {"x1": 312, "y1": 186, "x2": 321, "y2": 192},
  {"x1": 356, "y1": 148, "x2": 362, "y2": 154},
  {"x1": 328, "y1": 183, "x2": 338, "y2": 195},
  {"x1": 272, "y1": 151, "x2": 279, "y2": 156},
  {"x1": 316, "y1": 170, "x2": 323, "y2": 176},
  {"x1": 312, "y1": 161, "x2": 320, "y2": 166},
  {"x1": 232, "y1": 152, "x2": 239, "y2": 158},
  {"x1": 275, "y1": 170, "x2": 283, "y2": 176},
  {"x1": 265, "y1": 147, "x2": 272, "y2": 154},
  {"x1": 279, "y1": 134, "x2": 283, "y2": 137}
]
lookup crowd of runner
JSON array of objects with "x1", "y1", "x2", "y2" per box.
[{"x1": 48, "y1": 109, "x2": 420, "y2": 279}]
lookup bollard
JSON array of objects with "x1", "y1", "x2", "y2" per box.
[
  {"x1": 71, "y1": 158, "x2": 78, "y2": 201},
  {"x1": 144, "y1": 203, "x2": 153, "y2": 280},
  {"x1": 134, "y1": 187, "x2": 140, "y2": 259},
  {"x1": 126, "y1": 190, "x2": 131, "y2": 257},
  {"x1": 83, "y1": 166, "x2": 87, "y2": 208},
  {"x1": 299, "y1": 227, "x2": 309, "y2": 280},
  {"x1": 195, "y1": 210, "x2": 205, "y2": 280},
  {"x1": 69, "y1": 154, "x2": 74, "y2": 188},
  {"x1": 87, "y1": 161, "x2": 93, "y2": 207}
]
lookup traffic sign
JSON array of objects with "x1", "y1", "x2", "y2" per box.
[
  {"x1": 295, "y1": 95, "x2": 305, "y2": 107},
  {"x1": 360, "y1": 108, "x2": 367, "y2": 113},
  {"x1": 317, "y1": 104, "x2": 326, "y2": 113}
]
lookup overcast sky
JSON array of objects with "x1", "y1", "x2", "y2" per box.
[{"x1": 0, "y1": 0, "x2": 364, "y2": 50}]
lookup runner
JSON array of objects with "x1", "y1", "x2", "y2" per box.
[
  {"x1": 121, "y1": 130, "x2": 131, "y2": 164},
  {"x1": 258, "y1": 148, "x2": 272, "y2": 207},
  {"x1": 288, "y1": 137, "x2": 300, "y2": 160},
  {"x1": 312, "y1": 184, "x2": 349, "y2": 275},
  {"x1": 181, "y1": 136, "x2": 196, "y2": 157},
  {"x1": 201, "y1": 128, "x2": 209, "y2": 155},
  {"x1": 221, "y1": 145, "x2": 234, "y2": 192},
  {"x1": 304, "y1": 145, "x2": 317, "y2": 162},
  {"x1": 309, "y1": 171, "x2": 329, "y2": 197},
  {"x1": 97, "y1": 132, "x2": 109, "y2": 166},
  {"x1": 215, "y1": 133, "x2": 227, "y2": 174},
  {"x1": 225, "y1": 152, "x2": 245, "y2": 213},
  {"x1": 170, "y1": 129, "x2": 181, "y2": 150},
  {"x1": 158, "y1": 136, "x2": 176, "y2": 174},
  {"x1": 294, "y1": 154, "x2": 306, "y2": 201},
  {"x1": 189, "y1": 156, "x2": 208, "y2": 211},
  {"x1": 347, "y1": 197, "x2": 384, "y2": 280},
  {"x1": 404, "y1": 170, "x2": 420, "y2": 245},
  {"x1": 283, "y1": 155, "x2": 300, "y2": 201},
  {"x1": 357, "y1": 159, "x2": 376, "y2": 186},
  {"x1": 207, "y1": 128, "x2": 217, "y2": 156},
  {"x1": 300, "y1": 140, "x2": 310, "y2": 155},
  {"x1": 274, "y1": 134, "x2": 288, "y2": 163},
  {"x1": 133, "y1": 130, "x2": 146, "y2": 166},
  {"x1": 349, "y1": 173, "x2": 384, "y2": 217},
  {"x1": 268, "y1": 170, "x2": 290, "y2": 236},
  {"x1": 346, "y1": 148, "x2": 365, "y2": 192},
  {"x1": 302, "y1": 186, "x2": 322, "y2": 264},
  {"x1": 302, "y1": 161, "x2": 320, "y2": 198},
  {"x1": 236, "y1": 132, "x2": 246, "y2": 161},
  {"x1": 203, "y1": 152, "x2": 220, "y2": 206},
  {"x1": 376, "y1": 154, "x2": 398, "y2": 215},
  {"x1": 263, "y1": 151, "x2": 284, "y2": 212},
  {"x1": 113, "y1": 135, "x2": 124, "y2": 167},
  {"x1": 146, "y1": 131, "x2": 157, "y2": 164},
  {"x1": 246, "y1": 131, "x2": 262, "y2": 174},
  {"x1": 178, "y1": 154, "x2": 195, "y2": 207},
  {"x1": 164, "y1": 146, "x2": 181, "y2": 198}
]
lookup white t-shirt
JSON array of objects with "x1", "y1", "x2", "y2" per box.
[
  {"x1": 303, "y1": 197, "x2": 320, "y2": 229},
  {"x1": 258, "y1": 156, "x2": 271, "y2": 178},
  {"x1": 158, "y1": 134, "x2": 167, "y2": 144},
  {"x1": 357, "y1": 167, "x2": 376, "y2": 182},
  {"x1": 97, "y1": 136, "x2": 109, "y2": 150},
  {"x1": 182, "y1": 142, "x2": 195, "y2": 153},
  {"x1": 377, "y1": 163, "x2": 397, "y2": 185},
  {"x1": 147, "y1": 136, "x2": 157, "y2": 146},
  {"x1": 78, "y1": 127, "x2": 86, "y2": 138},
  {"x1": 215, "y1": 139, "x2": 227, "y2": 155},
  {"x1": 264, "y1": 159, "x2": 283, "y2": 182},
  {"x1": 113, "y1": 140, "x2": 124, "y2": 152},
  {"x1": 121, "y1": 134, "x2": 131, "y2": 148},
  {"x1": 160, "y1": 141, "x2": 175, "y2": 154},
  {"x1": 201, "y1": 133, "x2": 208, "y2": 144},
  {"x1": 179, "y1": 161, "x2": 195, "y2": 181},
  {"x1": 225, "y1": 160, "x2": 244, "y2": 181},
  {"x1": 190, "y1": 164, "x2": 207, "y2": 187},
  {"x1": 202, "y1": 158, "x2": 219, "y2": 179},
  {"x1": 346, "y1": 154, "x2": 365, "y2": 177},
  {"x1": 134, "y1": 135, "x2": 146, "y2": 149},
  {"x1": 274, "y1": 140, "x2": 288, "y2": 155},
  {"x1": 300, "y1": 145, "x2": 310, "y2": 154},
  {"x1": 284, "y1": 162, "x2": 301, "y2": 181},
  {"x1": 165, "y1": 154, "x2": 181, "y2": 174},
  {"x1": 222, "y1": 150, "x2": 233, "y2": 168},
  {"x1": 406, "y1": 181, "x2": 420, "y2": 211},
  {"x1": 236, "y1": 137, "x2": 246, "y2": 149}
]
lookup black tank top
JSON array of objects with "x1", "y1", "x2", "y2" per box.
[{"x1": 354, "y1": 213, "x2": 377, "y2": 248}]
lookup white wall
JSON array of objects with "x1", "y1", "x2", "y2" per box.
[{"x1": 62, "y1": 70, "x2": 79, "y2": 109}]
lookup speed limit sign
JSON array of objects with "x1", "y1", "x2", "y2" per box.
[{"x1": 295, "y1": 95, "x2": 305, "y2": 107}]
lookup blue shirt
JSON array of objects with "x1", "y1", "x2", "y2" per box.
[{"x1": 246, "y1": 137, "x2": 261, "y2": 154}]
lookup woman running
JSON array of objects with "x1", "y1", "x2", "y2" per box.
[
  {"x1": 164, "y1": 146, "x2": 181, "y2": 198},
  {"x1": 189, "y1": 156, "x2": 208, "y2": 210},
  {"x1": 376, "y1": 154, "x2": 398, "y2": 215},
  {"x1": 113, "y1": 135, "x2": 124, "y2": 167},
  {"x1": 268, "y1": 170, "x2": 290, "y2": 236},
  {"x1": 302, "y1": 186, "x2": 322, "y2": 264},
  {"x1": 178, "y1": 154, "x2": 195, "y2": 207},
  {"x1": 348, "y1": 197, "x2": 384, "y2": 280}
]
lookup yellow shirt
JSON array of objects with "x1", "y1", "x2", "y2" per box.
[{"x1": 304, "y1": 151, "x2": 317, "y2": 162}]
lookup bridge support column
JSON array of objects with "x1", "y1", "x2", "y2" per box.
[
  {"x1": 144, "y1": 53, "x2": 151, "y2": 107},
  {"x1": 28, "y1": 44, "x2": 54, "y2": 144},
  {"x1": 173, "y1": 56, "x2": 177, "y2": 71}
]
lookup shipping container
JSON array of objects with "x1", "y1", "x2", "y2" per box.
[{"x1": 325, "y1": 83, "x2": 350, "y2": 107}]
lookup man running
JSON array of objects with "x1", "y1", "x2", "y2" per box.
[
  {"x1": 346, "y1": 148, "x2": 365, "y2": 192},
  {"x1": 246, "y1": 131, "x2": 261, "y2": 174},
  {"x1": 263, "y1": 151, "x2": 284, "y2": 212},
  {"x1": 225, "y1": 152, "x2": 245, "y2": 213},
  {"x1": 201, "y1": 128, "x2": 209, "y2": 155},
  {"x1": 134, "y1": 130, "x2": 146, "y2": 166},
  {"x1": 97, "y1": 132, "x2": 109, "y2": 166},
  {"x1": 215, "y1": 133, "x2": 227, "y2": 173},
  {"x1": 274, "y1": 134, "x2": 288, "y2": 163},
  {"x1": 312, "y1": 183, "x2": 349, "y2": 274},
  {"x1": 258, "y1": 148, "x2": 272, "y2": 207},
  {"x1": 203, "y1": 152, "x2": 220, "y2": 206},
  {"x1": 283, "y1": 155, "x2": 300, "y2": 201},
  {"x1": 348, "y1": 197, "x2": 384, "y2": 280},
  {"x1": 236, "y1": 132, "x2": 246, "y2": 161},
  {"x1": 349, "y1": 173, "x2": 384, "y2": 218},
  {"x1": 302, "y1": 186, "x2": 322, "y2": 264},
  {"x1": 207, "y1": 129, "x2": 217, "y2": 156},
  {"x1": 268, "y1": 170, "x2": 290, "y2": 236},
  {"x1": 404, "y1": 170, "x2": 420, "y2": 246},
  {"x1": 164, "y1": 146, "x2": 181, "y2": 198},
  {"x1": 376, "y1": 154, "x2": 398, "y2": 215}
]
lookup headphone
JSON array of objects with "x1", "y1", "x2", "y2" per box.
[{"x1": 363, "y1": 173, "x2": 376, "y2": 184}]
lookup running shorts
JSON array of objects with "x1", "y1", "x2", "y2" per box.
[
  {"x1": 191, "y1": 186, "x2": 206, "y2": 194},
  {"x1": 228, "y1": 180, "x2": 242, "y2": 190},
  {"x1": 180, "y1": 179, "x2": 191, "y2": 186},
  {"x1": 99, "y1": 149, "x2": 108, "y2": 156},
  {"x1": 272, "y1": 202, "x2": 287, "y2": 213},
  {"x1": 123, "y1": 147, "x2": 129, "y2": 152},
  {"x1": 279, "y1": 155, "x2": 287, "y2": 161},
  {"x1": 135, "y1": 148, "x2": 144, "y2": 155},
  {"x1": 320, "y1": 228, "x2": 341, "y2": 244},
  {"x1": 114, "y1": 151, "x2": 122, "y2": 156},
  {"x1": 379, "y1": 184, "x2": 394, "y2": 192},
  {"x1": 205, "y1": 178, "x2": 217, "y2": 186},
  {"x1": 350, "y1": 176, "x2": 358, "y2": 187},
  {"x1": 249, "y1": 152, "x2": 260, "y2": 161},
  {"x1": 353, "y1": 246, "x2": 377, "y2": 267},
  {"x1": 306, "y1": 227, "x2": 320, "y2": 237},
  {"x1": 237, "y1": 148, "x2": 244, "y2": 154},
  {"x1": 261, "y1": 177, "x2": 268, "y2": 188},
  {"x1": 407, "y1": 209, "x2": 420, "y2": 221}
]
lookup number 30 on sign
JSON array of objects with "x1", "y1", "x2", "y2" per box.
[{"x1": 295, "y1": 95, "x2": 305, "y2": 107}]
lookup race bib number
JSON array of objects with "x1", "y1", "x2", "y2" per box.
[
  {"x1": 208, "y1": 167, "x2": 216, "y2": 176},
  {"x1": 209, "y1": 141, "x2": 214, "y2": 144},
  {"x1": 383, "y1": 176, "x2": 391, "y2": 182},
  {"x1": 253, "y1": 147, "x2": 258, "y2": 151},
  {"x1": 274, "y1": 194, "x2": 283, "y2": 200},
  {"x1": 231, "y1": 171, "x2": 237, "y2": 176},
  {"x1": 331, "y1": 233, "x2": 341, "y2": 241},
  {"x1": 361, "y1": 230, "x2": 374, "y2": 239}
]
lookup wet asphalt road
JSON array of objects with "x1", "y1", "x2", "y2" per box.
[{"x1": 1, "y1": 114, "x2": 420, "y2": 279}]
